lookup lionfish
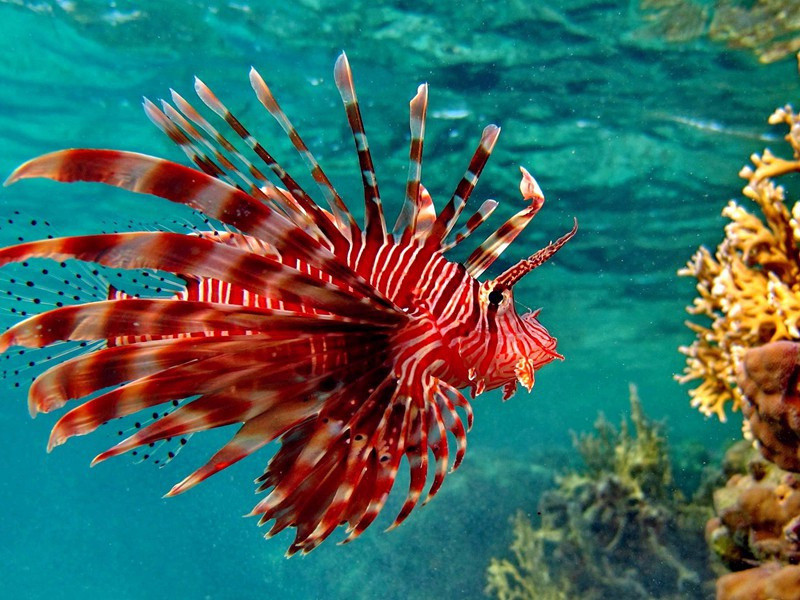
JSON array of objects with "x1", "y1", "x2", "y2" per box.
[{"x1": 0, "y1": 53, "x2": 575, "y2": 555}]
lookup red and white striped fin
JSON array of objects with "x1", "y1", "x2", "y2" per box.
[
  {"x1": 441, "y1": 199, "x2": 498, "y2": 252},
  {"x1": 50, "y1": 362, "x2": 264, "y2": 450},
  {"x1": 248, "y1": 364, "x2": 393, "y2": 537},
  {"x1": 249, "y1": 67, "x2": 359, "y2": 240},
  {"x1": 389, "y1": 391, "x2": 429, "y2": 529},
  {"x1": 426, "y1": 124, "x2": 501, "y2": 248},
  {"x1": 51, "y1": 333, "x2": 383, "y2": 451},
  {"x1": 92, "y1": 380, "x2": 300, "y2": 463},
  {"x1": 166, "y1": 91, "x2": 269, "y2": 190},
  {"x1": 278, "y1": 444, "x2": 350, "y2": 554},
  {"x1": 332, "y1": 52, "x2": 387, "y2": 245},
  {"x1": 434, "y1": 383, "x2": 468, "y2": 471},
  {"x1": 411, "y1": 184, "x2": 436, "y2": 241},
  {"x1": 163, "y1": 92, "x2": 323, "y2": 236},
  {"x1": 393, "y1": 83, "x2": 428, "y2": 240},
  {"x1": 106, "y1": 280, "x2": 174, "y2": 346},
  {"x1": 340, "y1": 394, "x2": 413, "y2": 546},
  {"x1": 164, "y1": 93, "x2": 254, "y2": 176},
  {"x1": 193, "y1": 230, "x2": 278, "y2": 259},
  {"x1": 0, "y1": 233, "x2": 398, "y2": 322},
  {"x1": 0, "y1": 298, "x2": 389, "y2": 353},
  {"x1": 423, "y1": 396, "x2": 450, "y2": 504},
  {"x1": 333, "y1": 317, "x2": 460, "y2": 542},
  {"x1": 416, "y1": 381, "x2": 470, "y2": 505},
  {"x1": 251, "y1": 376, "x2": 383, "y2": 508},
  {"x1": 462, "y1": 201, "x2": 542, "y2": 279},
  {"x1": 151, "y1": 98, "x2": 275, "y2": 207},
  {"x1": 338, "y1": 449, "x2": 379, "y2": 538},
  {"x1": 141, "y1": 98, "x2": 233, "y2": 183},
  {"x1": 246, "y1": 311, "x2": 463, "y2": 553},
  {"x1": 4, "y1": 149, "x2": 319, "y2": 260},
  {"x1": 28, "y1": 335, "x2": 272, "y2": 416},
  {"x1": 31, "y1": 330, "x2": 364, "y2": 418},
  {"x1": 166, "y1": 403, "x2": 316, "y2": 496},
  {"x1": 260, "y1": 373, "x2": 396, "y2": 553},
  {"x1": 253, "y1": 419, "x2": 310, "y2": 492},
  {"x1": 191, "y1": 77, "x2": 350, "y2": 252},
  {"x1": 310, "y1": 396, "x2": 405, "y2": 549},
  {"x1": 289, "y1": 378, "x2": 397, "y2": 549},
  {"x1": 4, "y1": 154, "x2": 396, "y2": 308},
  {"x1": 444, "y1": 379, "x2": 474, "y2": 431}
]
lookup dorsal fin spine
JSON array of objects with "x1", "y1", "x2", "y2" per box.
[
  {"x1": 394, "y1": 83, "x2": 429, "y2": 242},
  {"x1": 425, "y1": 124, "x2": 500, "y2": 250},
  {"x1": 192, "y1": 77, "x2": 349, "y2": 253},
  {"x1": 333, "y1": 52, "x2": 388, "y2": 246},
  {"x1": 249, "y1": 67, "x2": 359, "y2": 241}
]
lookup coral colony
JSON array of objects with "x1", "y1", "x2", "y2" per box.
[
  {"x1": 679, "y1": 59, "x2": 800, "y2": 599},
  {"x1": 678, "y1": 100, "x2": 800, "y2": 423}
]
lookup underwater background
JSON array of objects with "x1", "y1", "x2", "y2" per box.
[{"x1": 0, "y1": 0, "x2": 798, "y2": 598}]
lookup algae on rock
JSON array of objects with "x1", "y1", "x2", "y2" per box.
[
  {"x1": 574, "y1": 383, "x2": 674, "y2": 504},
  {"x1": 486, "y1": 385, "x2": 714, "y2": 600},
  {"x1": 485, "y1": 511, "x2": 570, "y2": 600},
  {"x1": 636, "y1": 0, "x2": 800, "y2": 63}
]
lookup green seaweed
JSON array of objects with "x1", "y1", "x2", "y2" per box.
[
  {"x1": 574, "y1": 383, "x2": 675, "y2": 504},
  {"x1": 486, "y1": 511, "x2": 571, "y2": 600},
  {"x1": 486, "y1": 385, "x2": 714, "y2": 600}
]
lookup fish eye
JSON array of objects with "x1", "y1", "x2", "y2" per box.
[{"x1": 488, "y1": 289, "x2": 504, "y2": 305}]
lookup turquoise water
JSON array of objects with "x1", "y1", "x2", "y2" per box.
[{"x1": 0, "y1": 1, "x2": 797, "y2": 598}]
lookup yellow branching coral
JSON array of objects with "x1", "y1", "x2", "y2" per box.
[{"x1": 679, "y1": 88, "x2": 800, "y2": 421}]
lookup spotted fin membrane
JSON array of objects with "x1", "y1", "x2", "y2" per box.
[{"x1": 0, "y1": 212, "x2": 238, "y2": 466}]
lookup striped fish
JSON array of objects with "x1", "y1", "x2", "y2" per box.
[{"x1": 0, "y1": 53, "x2": 576, "y2": 555}]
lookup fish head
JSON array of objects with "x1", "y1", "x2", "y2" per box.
[{"x1": 466, "y1": 279, "x2": 563, "y2": 395}]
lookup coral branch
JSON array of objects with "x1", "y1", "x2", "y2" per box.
[{"x1": 678, "y1": 97, "x2": 800, "y2": 421}]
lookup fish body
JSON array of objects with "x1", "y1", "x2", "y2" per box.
[{"x1": 0, "y1": 53, "x2": 575, "y2": 554}]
